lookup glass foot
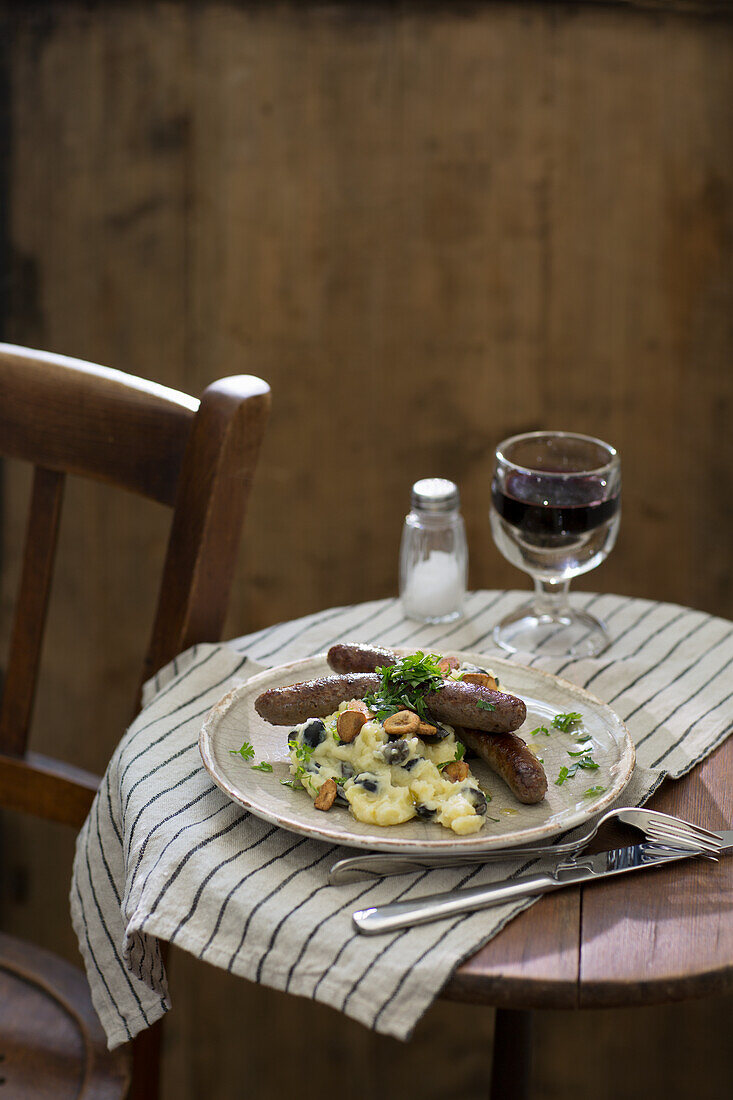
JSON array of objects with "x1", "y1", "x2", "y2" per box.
[{"x1": 493, "y1": 602, "x2": 609, "y2": 658}]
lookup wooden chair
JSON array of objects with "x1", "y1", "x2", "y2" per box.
[{"x1": 0, "y1": 344, "x2": 271, "y2": 1099}]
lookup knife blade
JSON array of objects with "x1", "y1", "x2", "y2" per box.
[{"x1": 352, "y1": 834, "x2": 733, "y2": 935}]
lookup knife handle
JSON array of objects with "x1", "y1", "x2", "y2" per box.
[{"x1": 352, "y1": 872, "x2": 560, "y2": 935}]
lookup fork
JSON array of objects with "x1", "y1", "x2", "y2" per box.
[{"x1": 328, "y1": 808, "x2": 722, "y2": 884}]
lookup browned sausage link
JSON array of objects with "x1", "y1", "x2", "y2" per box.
[
  {"x1": 457, "y1": 727, "x2": 548, "y2": 804},
  {"x1": 255, "y1": 674, "x2": 381, "y2": 725},
  {"x1": 424, "y1": 681, "x2": 526, "y2": 733},
  {"x1": 327, "y1": 643, "x2": 398, "y2": 674}
]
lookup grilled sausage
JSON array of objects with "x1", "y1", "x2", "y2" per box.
[
  {"x1": 255, "y1": 672, "x2": 526, "y2": 733},
  {"x1": 457, "y1": 727, "x2": 547, "y2": 805},
  {"x1": 327, "y1": 643, "x2": 399, "y2": 674},
  {"x1": 425, "y1": 679, "x2": 526, "y2": 732},
  {"x1": 255, "y1": 674, "x2": 379, "y2": 725}
]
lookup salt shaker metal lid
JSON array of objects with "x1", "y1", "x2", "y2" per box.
[{"x1": 410, "y1": 478, "x2": 460, "y2": 513}]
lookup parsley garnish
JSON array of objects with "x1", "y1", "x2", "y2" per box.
[
  {"x1": 476, "y1": 700, "x2": 496, "y2": 712},
  {"x1": 530, "y1": 725, "x2": 550, "y2": 736},
  {"x1": 555, "y1": 752, "x2": 600, "y2": 785},
  {"x1": 230, "y1": 740, "x2": 255, "y2": 760},
  {"x1": 292, "y1": 740, "x2": 314, "y2": 766},
  {"x1": 583, "y1": 785, "x2": 606, "y2": 797},
  {"x1": 363, "y1": 652, "x2": 445, "y2": 721},
  {"x1": 552, "y1": 712, "x2": 583, "y2": 732},
  {"x1": 280, "y1": 779, "x2": 300, "y2": 789},
  {"x1": 251, "y1": 761, "x2": 273, "y2": 773},
  {"x1": 438, "y1": 742, "x2": 466, "y2": 770}
]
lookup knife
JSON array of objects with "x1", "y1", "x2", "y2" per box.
[{"x1": 352, "y1": 833, "x2": 733, "y2": 935}]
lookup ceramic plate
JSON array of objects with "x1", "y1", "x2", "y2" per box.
[{"x1": 199, "y1": 651, "x2": 635, "y2": 854}]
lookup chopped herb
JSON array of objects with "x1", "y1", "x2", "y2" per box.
[
  {"x1": 552, "y1": 711, "x2": 583, "y2": 732},
  {"x1": 555, "y1": 753, "x2": 600, "y2": 784},
  {"x1": 476, "y1": 700, "x2": 496, "y2": 712},
  {"x1": 530, "y1": 725, "x2": 550, "y2": 736},
  {"x1": 438, "y1": 741, "x2": 467, "y2": 771},
  {"x1": 292, "y1": 740, "x2": 315, "y2": 766},
  {"x1": 251, "y1": 761, "x2": 273, "y2": 773},
  {"x1": 486, "y1": 816, "x2": 502, "y2": 823},
  {"x1": 567, "y1": 747, "x2": 593, "y2": 757},
  {"x1": 576, "y1": 757, "x2": 599, "y2": 771},
  {"x1": 363, "y1": 651, "x2": 445, "y2": 721},
  {"x1": 280, "y1": 779, "x2": 300, "y2": 790},
  {"x1": 583, "y1": 786, "x2": 606, "y2": 797},
  {"x1": 230, "y1": 740, "x2": 255, "y2": 760},
  {"x1": 537, "y1": 757, "x2": 544, "y2": 763}
]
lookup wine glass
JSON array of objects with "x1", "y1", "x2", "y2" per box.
[{"x1": 490, "y1": 431, "x2": 621, "y2": 657}]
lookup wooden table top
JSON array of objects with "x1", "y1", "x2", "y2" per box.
[{"x1": 445, "y1": 733, "x2": 732, "y2": 1009}]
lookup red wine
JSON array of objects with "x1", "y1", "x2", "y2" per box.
[{"x1": 492, "y1": 473, "x2": 620, "y2": 542}]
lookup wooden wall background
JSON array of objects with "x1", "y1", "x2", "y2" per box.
[{"x1": 1, "y1": 1, "x2": 731, "y2": 1097}]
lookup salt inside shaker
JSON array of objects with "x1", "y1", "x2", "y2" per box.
[{"x1": 399, "y1": 478, "x2": 468, "y2": 624}]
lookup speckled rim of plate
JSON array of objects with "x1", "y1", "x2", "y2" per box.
[{"x1": 199, "y1": 651, "x2": 636, "y2": 854}]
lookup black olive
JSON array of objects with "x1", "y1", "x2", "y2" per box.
[
  {"x1": 415, "y1": 803, "x2": 437, "y2": 820},
  {"x1": 334, "y1": 787, "x2": 349, "y2": 806},
  {"x1": 467, "y1": 787, "x2": 488, "y2": 815},
  {"x1": 355, "y1": 774, "x2": 379, "y2": 793},
  {"x1": 402, "y1": 757, "x2": 418, "y2": 771},
  {"x1": 381, "y1": 740, "x2": 410, "y2": 765},
  {"x1": 301, "y1": 718, "x2": 327, "y2": 748},
  {"x1": 340, "y1": 762, "x2": 355, "y2": 779}
]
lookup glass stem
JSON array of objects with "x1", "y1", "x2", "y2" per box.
[{"x1": 532, "y1": 578, "x2": 571, "y2": 621}]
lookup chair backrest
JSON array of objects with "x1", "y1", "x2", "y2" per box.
[{"x1": 0, "y1": 343, "x2": 270, "y2": 827}]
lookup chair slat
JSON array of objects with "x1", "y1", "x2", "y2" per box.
[
  {"x1": 0, "y1": 467, "x2": 65, "y2": 756},
  {"x1": 0, "y1": 751, "x2": 99, "y2": 829}
]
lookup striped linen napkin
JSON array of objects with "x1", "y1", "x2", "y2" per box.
[{"x1": 71, "y1": 591, "x2": 733, "y2": 1048}]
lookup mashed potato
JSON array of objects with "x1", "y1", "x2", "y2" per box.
[{"x1": 287, "y1": 701, "x2": 489, "y2": 835}]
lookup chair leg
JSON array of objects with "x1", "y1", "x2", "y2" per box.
[{"x1": 489, "y1": 1007, "x2": 533, "y2": 1100}]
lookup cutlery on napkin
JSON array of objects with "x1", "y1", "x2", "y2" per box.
[{"x1": 352, "y1": 831, "x2": 733, "y2": 935}]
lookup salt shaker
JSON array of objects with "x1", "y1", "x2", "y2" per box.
[{"x1": 399, "y1": 478, "x2": 468, "y2": 623}]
